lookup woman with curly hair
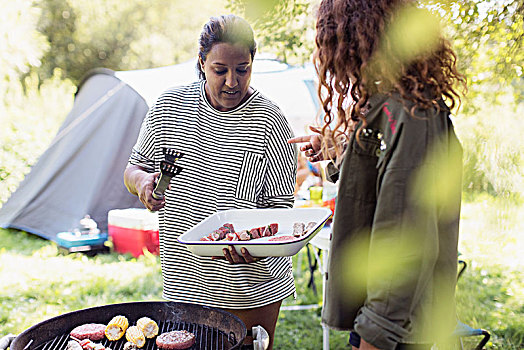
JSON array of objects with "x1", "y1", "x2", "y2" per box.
[{"x1": 289, "y1": 0, "x2": 467, "y2": 348}]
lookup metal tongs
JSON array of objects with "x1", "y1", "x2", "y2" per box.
[
  {"x1": 163, "y1": 147, "x2": 183, "y2": 163},
  {"x1": 152, "y1": 149, "x2": 184, "y2": 200}
]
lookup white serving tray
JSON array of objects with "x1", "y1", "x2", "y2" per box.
[{"x1": 178, "y1": 208, "x2": 332, "y2": 257}]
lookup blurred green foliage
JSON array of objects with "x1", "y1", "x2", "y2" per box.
[
  {"x1": 0, "y1": 1, "x2": 47, "y2": 96},
  {"x1": 3, "y1": 0, "x2": 522, "y2": 94},
  {"x1": 0, "y1": 71, "x2": 75, "y2": 203},
  {"x1": 227, "y1": 0, "x2": 316, "y2": 64},
  {"x1": 24, "y1": 0, "x2": 228, "y2": 86},
  {"x1": 432, "y1": 0, "x2": 523, "y2": 106},
  {"x1": 455, "y1": 97, "x2": 524, "y2": 199}
]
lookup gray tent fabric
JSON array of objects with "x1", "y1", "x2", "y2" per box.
[
  {"x1": 0, "y1": 72, "x2": 145, "y2": 240},
  {"x1": 0, "y1": 57, "x2": 319, "y2": 243}
]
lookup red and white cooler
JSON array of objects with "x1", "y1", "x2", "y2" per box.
[{"x1": 107, "y1": 208, "x2": 159, "y2": 257}]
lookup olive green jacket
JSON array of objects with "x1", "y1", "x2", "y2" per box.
[{"x1": 322, "y1": 93, "x2": 462, "y2": 349}]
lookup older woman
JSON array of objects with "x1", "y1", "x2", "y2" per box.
[{"x1": 124, "y1": 15, "x2": 296, "y2": 349}]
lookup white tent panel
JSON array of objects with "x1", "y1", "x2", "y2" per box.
[{"x1": 116, "y1": 57, "x2": 320, "y2": 136}]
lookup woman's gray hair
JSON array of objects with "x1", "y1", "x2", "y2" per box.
[{"x1": 196, "y1": 14, "x2": 257, "y2": 80}]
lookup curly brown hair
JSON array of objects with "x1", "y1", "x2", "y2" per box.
[{"x1": 314, "y1": 0, "x2": 467, "y2": 157}]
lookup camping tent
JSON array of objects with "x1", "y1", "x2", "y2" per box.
[{"x1": 0, "y1": 57, "x2": 320, "y2": 243}]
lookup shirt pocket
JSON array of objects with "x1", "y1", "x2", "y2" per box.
[
  {"x1": 340, "y1": 131, "x2": 380, "y2": 203},
  {"x1": 235, "y1": 151, "x2": 267, "y2": 203},
  {"x1": 353, "y1": 128, "x2": 382, "y2": 157}
]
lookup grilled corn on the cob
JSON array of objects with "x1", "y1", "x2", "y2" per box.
[
  {"x1": 105, "y1": 315, "x2": 129, "y2": 341},
  {"x1": 136, "y1": 317, "x2": 159, "y2": 338},
  {"x1": 125, "y1": 326, "x2": 146, "y2": 348}
]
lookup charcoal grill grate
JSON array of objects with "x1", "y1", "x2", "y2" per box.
[{"x1": 34, "y1": 320, "x2": 238, "y2": 350}]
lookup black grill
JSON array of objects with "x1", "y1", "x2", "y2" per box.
[
  {"x1": 10, "y1": 302, "x2": 246, "y2": 350},
  {"x1": 34, "y1": 321, "x2": 238, "y2": 350}
]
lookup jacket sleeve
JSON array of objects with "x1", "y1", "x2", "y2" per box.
[
  {"x1": 324, "y1": 141, "x2": 349, "y2": 183},
  {"x1": 325, "y1": 161, "x2": 340, "y2": 183},
  {"x1": 354, "y1": 105, "x2": 459, "y2": 349}
]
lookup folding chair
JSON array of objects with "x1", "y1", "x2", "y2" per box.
[
  {"x1": 453, "y1": 259, "x2": 491, "y2": 350},
  {"x1": 452, "y1": 320, "x2": 491, "y2": 350}
]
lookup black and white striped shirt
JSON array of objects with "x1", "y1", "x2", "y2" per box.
[{"x1": 129, "y1": 81, "x2": 297, "y2": 308}]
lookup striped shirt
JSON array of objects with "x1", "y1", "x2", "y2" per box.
[{"x1": 129, "y1": 81, "x2": 297, "y2": 308}]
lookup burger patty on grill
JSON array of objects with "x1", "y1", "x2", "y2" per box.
[
  {"x1": 156, "y1": 330, "x2": 196, "y2": 349},
  {"x1": 70, "y1": 323, "x2": 107, "y2": 340}
]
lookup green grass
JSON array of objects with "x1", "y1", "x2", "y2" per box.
[
  {"x1": 0, "y1": 231, "x2": 162, "y2": 334},
  {"x1": 454, "y1": 194, "x2": 524, "y2": 350},
  {"x1": 0, "y1": 196, "x2": 522, "y2": 349}
]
